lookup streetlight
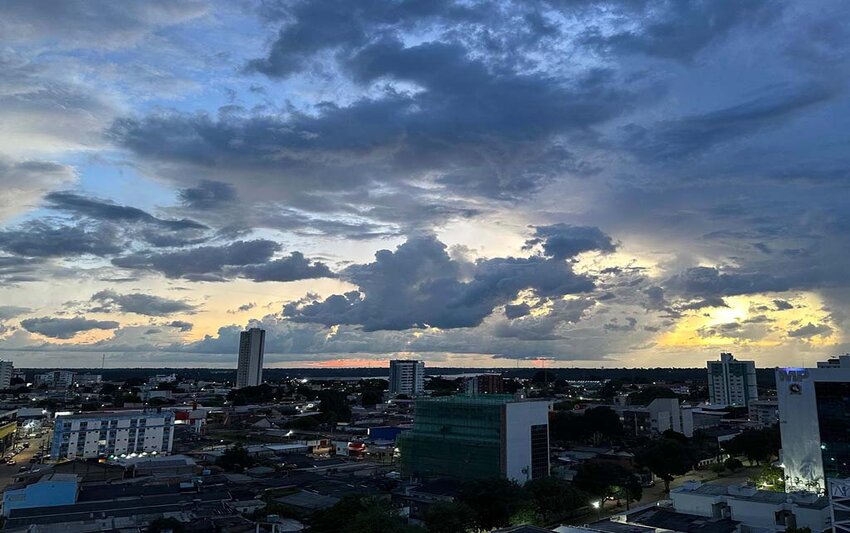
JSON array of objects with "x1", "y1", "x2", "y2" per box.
[{"x1": 591, "y1": 500, "x2": 601, "y2": 520}]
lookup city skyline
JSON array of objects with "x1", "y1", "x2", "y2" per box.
[{"x1": 2, "y1": 1, "x2": 850, "y2": 369}]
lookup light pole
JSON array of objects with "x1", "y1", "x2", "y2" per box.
[{"x1": 591, "y1": 500, "x2": 601, "y2": 521}]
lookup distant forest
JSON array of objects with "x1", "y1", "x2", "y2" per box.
[{"x1": 18, "y1": 366, "x2": 779, "y2": 389}]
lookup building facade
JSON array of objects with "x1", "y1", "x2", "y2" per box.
[
  {"x1": 708, "y1": 352, "x2": 758, "y2": 407},
  {"x1": 748, "y1": 399, "x2": 779, "y2": 428},
  {"x1": 34, "y1": 370, "x2": 75, "y2": 389},
  {"x1": 235, "y1": 328, "x2": 265, "y2": 388},
  {"x1": 398, "y1": 395, "x2": 549, "y2": 484},
  {"x1": 51, "y1": 410, "x2": 174, "y2": 460},
  {"x1": 389, "y1": 360, "x2": 425, "y2": 397},
  {"x1": 623, "y1": 398, "x2": 694, "y2": 437},
  {"x1": 777, "y1": 355, "x2": 850, "y2": 533},
  {"x1": 0, "y1": 361, "x2": 13, "y2": 389},
  {"x1": 72, "y1": 373, "x2": 102, "y2": 386},
  {"x1": 464, "y1": 373, "x2": 504, "y2": 395}
]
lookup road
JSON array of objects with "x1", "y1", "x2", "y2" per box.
[{"x1": 0, "y1": 431, "x2": 51, "y2": 490}]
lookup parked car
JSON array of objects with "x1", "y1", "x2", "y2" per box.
[{"x1": 7, "y1": 459, "x2": 15, "y2": 465}]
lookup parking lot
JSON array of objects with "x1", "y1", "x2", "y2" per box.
[{"x1": 0, "y1": 431, "x2": 51, "y2": 490}]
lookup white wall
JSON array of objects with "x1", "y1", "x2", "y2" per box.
[{"x1": 503, "y1": 401, "x2": 549, "y2": 485}]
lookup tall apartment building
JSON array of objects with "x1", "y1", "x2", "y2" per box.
[
  {"x1": 235, "y1": 328, "x2": 265, "y2": 388},
  {"x1": 464, "y1": 373, "x2": 504, "y2": 395},
  {"x1": 777, "y1": 355, "x2": 850, "y2": 533},
  {"x1": 398, "y1": 395, "x2": 549, "y2": 484},
  {"x1": 389, "y1": 360, "x2": 425, "y2": 397},
  {"x1": 34, "y1": 370, "x2": 75, "y2": 389},
  {"x1": 51, "y1": 409, "x2": 174, "y2": 460},
  {"x1": 0, "y1": 361, "x2": 13, "y2": 389},
  {"x1": 707, "y1": 352, "x2": 757, "y2": 407}
]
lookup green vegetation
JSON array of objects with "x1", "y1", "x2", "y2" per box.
[
  {"x1": 635, "y1": 438, "x2": 695, "y2": 492},
  {"x1": 311, "y1": 495, "x2": 424, "y2": 533},
  {"x1": 550, "y1": 406, "x2": 623, "y2": 444},
  {"x1": 751, "y1": 465, "x2": 786, "y2": 492}
]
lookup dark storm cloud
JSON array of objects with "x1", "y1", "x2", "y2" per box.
[
  {"x1": 246, "y1": 0, "x2": 478, "y2": 78},
  {"x1": 504, "y1": 303, "x2": 532, "y2": 319},
  {"x1": 166, "y1": 320, "x2": 193, "y2": 332},
  {"x1": 665, "y1": 266, "x2": 790, "y2": 298},
  {"x1": 774, "y1": 299, "x2": 794, "y2": 310},
  {"x1": 624, "y1": 83, "x2": 834, "y2": 160},
  {"x1": 284, "y1": 235, "x2": 595, "y2": 331},
  {"x1": 788, "y1": 322, "x2": 833, "y2": 338},
  {"x1": 524, "y1": 224, "x2": 616, "y2": 259},
  {"x1": 0, "y1": 220, "x2": 122, "y2": 258},
  {"x1": 677, "y1": 297, "x2": 729, "y2": 311},
  {"x1": 111, "y1": 240, "x2": 333, "y2": 283},
  {"x1": 111, "y1": 240, "x2": 279, "y2": 280},
  {"x1": 238, "y1": 252, "x2": 334, "y2": 282},
  {"x1": 89, "y1": 290, "x2": 195, "y2": 317},
  {"x1": 178, "y1": 180, "x2": 237, "y2": 209},
  {"x1": 604, "y1": 317, "x2": 637, "y2": 332},
  {"x1": 582, "y1": 0, "x2": 775, "y2": 62},
  {"x1": 45, "y1": 192, "x2": 206, "y2": 231},
  {"x1": 21, "y1": 316, "x2": 119, "y2": 339}
]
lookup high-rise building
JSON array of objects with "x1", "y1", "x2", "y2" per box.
[
  {"x1": 0, "y1": 361, "x2": 13, "y2": 390},
  {"x1": 777, "y1": 355, "x2": 850, "y2": 532},
  {"x1": 707, "y1": 352, "x2": 757, "y2": 407},
  {"x1": 236, "y1": 328, "x2": 265, "y2": 388},
  {"x1": 389, "y1": 359, "x2": 425, "y2": 397},
  {"x1": 464, "y1": 373, "x2": 504, "y2": 395},
  {"x1": 398, "y1": 395, "x2": 549, "y2": 484},
  {"x1": 51, "y1": 409, "x2": 174, "y2": 460}
]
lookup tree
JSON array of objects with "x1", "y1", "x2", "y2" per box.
[
  {"x1": 458, "y1": 478, "x2": 529, "y2": 530},
  {"x1": 318, "y1": 389, "x2": 352, "y2": 424},
  {"x1": 635, "y1": 438, "x2": 694, "y2": 492},
  {"x1": 525, "y1": 477, "x2": 588, "y2": 523},
  {"x1": 574, "y1": 462, "x2": 640, "y2": 508},
  {"x1": 424, "y1": 501, "x2": 477, "y2": 533},
  {"x1": 148, "y1": 517, "x2": 185, "y2": 532},
  {"x1": 628, "y1": 386, "x2": 679, "y2": 406},
  {"x1": 217, "y1": 443, "x2": 255, "y2": 471},
  {"x1": 312, "y1": 495, "x2": 423, "y2": 533},
  {"x1": 724, "y1": 458, "x2": 744, "y2": 472},
  {"x1": 751, "y1": 465, "x2": 786, "y2": 492},
  {"x1": 583, "y1": 407, "x2": 623, "y2": 438},
  {"x1": 662, "y1": 429, "x2": 688, "y2": 444},
  {"x1": 725, "y1": 429, "x2": 775, "y2": 465}
]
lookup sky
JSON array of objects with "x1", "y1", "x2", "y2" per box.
[{"x1": 1, "y1": 0, "x2": 850, "y2": 369}]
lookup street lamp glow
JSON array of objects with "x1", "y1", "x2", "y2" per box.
[{"x1": 591, "y1": 500, "x2": 601, "y2": 509}]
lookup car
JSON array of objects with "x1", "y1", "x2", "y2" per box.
[
  {"x1": 17, "y1": 466, "x2": 27, "y2": 472},
  {"x1": 22, "y1": 442, "x2": 29, "y2": 448},
  {"x1": 7, "y1": 459, "x2": 15, "y2": 465}
]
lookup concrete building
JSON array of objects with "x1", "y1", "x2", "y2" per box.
[
  {"x1": 671, "y1": 481, "x2": 831, "y2": 533},
  {"x1": 707, "y1": 352, "x2": 757, "y2": 407},
  {"x1": 235, "y1": 328, "x2": 265, "y2": 388},
  {"x1": 777, "y1": 355, "x2": 850, "y2": 532},
  {"x1": 464, "y1": 373, "x2": 504, "y2": 395},
  {"x1": 0, "y1": 360, "x2": 13, "y2": 389},
  {"x1": 51, "y1": 409, "x2": 174, "y2": 460},
  {"x1": 623, "y1": 398, "x2": 694, "y2": 437},
  {"x1": 398, "y1": 395, "x2": 549, "y2": 484},
  {"x1": 389, "y1": 359, "x2": 425, "y2": 397},
  {"x1": 72, "y1": 373, "x2": 101, "y2": 385},
  {"x1": 748, "y1": 399, "x2": 779, "y2": 428},
  {"x1": 34, "y1": 370, "x2": 75, "y2": 389}
]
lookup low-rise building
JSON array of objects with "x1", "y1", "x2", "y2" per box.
[
  {"x1": 51, "y1": 409, "x2": 174, "y2": 460},
  {"x1": 623, "y1": 398, "x2": 694, "y2": 437},
  {"x1": 748, "y1": 399, "x2": 779, "y2": 428},
  {"x1": 34, "y1": 370, "x2": 75, "y2": 389},
  {"x1": 2, "y1": 473, "x2": 79, "y2": 516}
]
